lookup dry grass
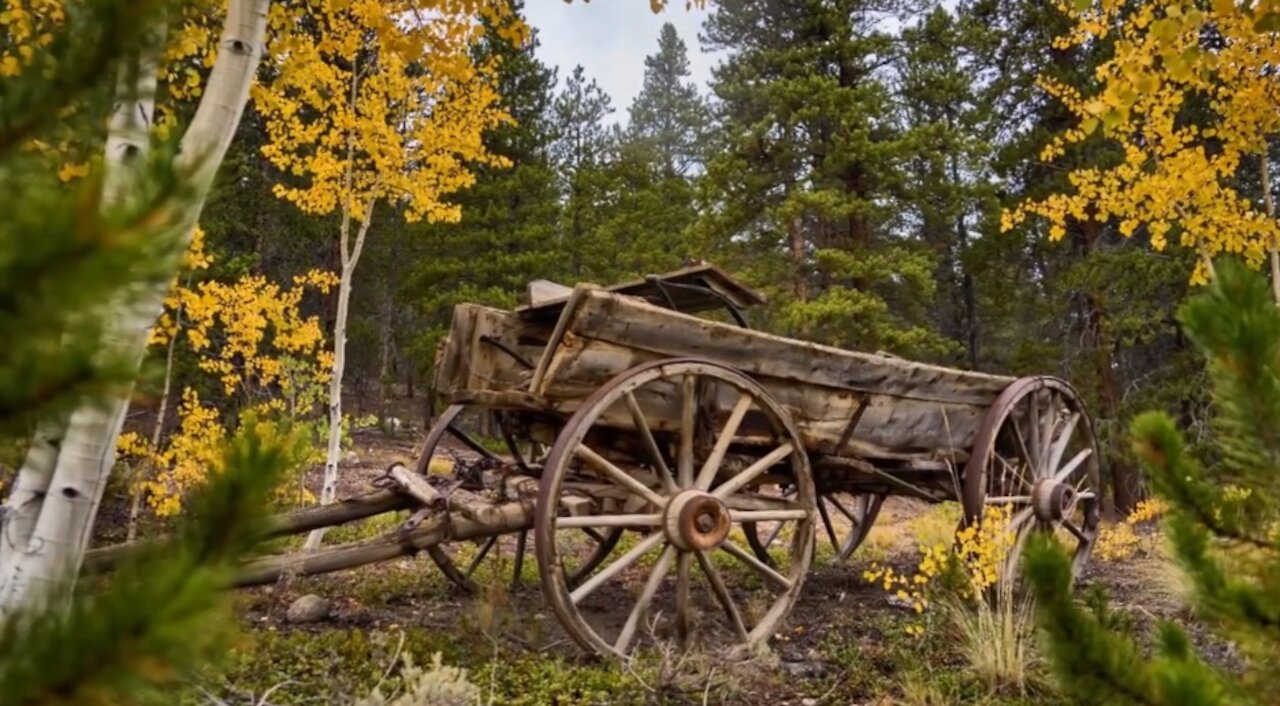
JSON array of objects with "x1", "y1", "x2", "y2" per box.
[{"x1": 947, "y1": 577, "x2": 1037, "y2": 697}]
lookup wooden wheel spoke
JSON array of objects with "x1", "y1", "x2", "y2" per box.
[
  {"x1": 1008, "y1": 506, "x2": 1034, "y2": 533},
  {"x1": 1008, "y1": 420, "x2": 1036, "y2": 484},
  {"x1": 675, "y1": 552, "x2": 692, "y2": 645},
  {"x1": 761, "y1": 521, "x2": 785, "y2": 549},
  {"x1": 731, "y1": 509, "x2": 809, "y2": 523},
  {"x1": 1027, "y1": 393, "x2": 1042, "y2": 476},
  {"x1": 511, "y1": 531, "x2": 527, "y2": 588},
  {"x1": 575, "y1": 444, "x2": 666, "y2": 508},
  {"x1": 570, "y1": 531, "x2": 664, "y2": 605},
  {"x1": 1038, "y1": 392, "x2": 1059, "y2": 475},
  {"x1": 1061, "y1": 519, "x2": 1088, "y2": 543},
  {"x1": 712, "y1": 443, "x2": 794, "y2": 499},
  {"x1": 695, "y1": 392, "x2": 754, "y2": 491},
  {"x1": 695, "y1": 548, "x2": 748, "y2": 641},
  {"x1": 720, "y1": 540, "x2": 793, "y2": 592},
  {"x1": 679, "y1": 374, "x2": 695, "y2": 488},
  {"x1": 465, "y1": 536, "x2": 497, "y2": 578},
  {"x1": 625, "y1": 391, "x2": 677, "y2": 495},
  {"x1": 445, "y1": 424, "x2": 498, "y2": 462},
  {"x1": 1045, "y1": 412, "x2": 1080, "y2": 477},
  {"x1": 816, "y1": 497, "x2": 839, "y2": 552},
  {"x1": 985, "y1": 495, "x2": 1031, "y2": 504},
  {"x1": 724, "y1": 495, "x2": 804, "y2": 512},
  {"x1": 615, "y1": 545, "x2": 677, "y2": 655},
  {"x1": 556, "y1": 514, "x2": 662, "y2": 528},
  {"x1": 1051, "y1": 448, "x2": 1093, "y2": 484},
  {"x1": 826, "y1": 494, "x2": 858, "y2": 523}
]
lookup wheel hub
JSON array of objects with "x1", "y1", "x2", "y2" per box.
[
  {"x1": 1031, "y1": 479, "x2": 1076, "y2": 522},
  {"x1": 664, "y1": 489, "x2": 731, "y2": 551}
]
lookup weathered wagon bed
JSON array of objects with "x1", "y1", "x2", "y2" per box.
[{"x1": 433, "y1": 266, "x2": 1017, "y2": 497}]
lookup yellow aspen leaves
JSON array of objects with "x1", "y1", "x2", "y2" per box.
[
  {"x1": 120, "y1": 236, "x2": 336, "y2": 516},
  {"x1": 1008, "y1": 1, "x2": 1280, "y2": 282},
  {"x1": 253, "y1": 0, "x2": 524, "y2": 225}
]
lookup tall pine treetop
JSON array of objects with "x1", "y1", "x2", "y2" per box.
[{"x1": 627, "y1": 23, "x2": 707, "y2": 178}]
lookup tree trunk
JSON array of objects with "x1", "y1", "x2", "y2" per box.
[
  {"x1": 1077, "y1": 221, "x2": 1140, "y2": 514},
  {"x1": 0, "y1": 27, "x2": 164, "y2": 590},
  {"x1": 788, "y1": 215, "x2": 807, "y2": 300},
  {"x1": 0, "y1": 0, "x2": 269, "y2": 615},
  {"x1": 378, "y1": 279, "x2": 394, "y2": 423},
  {"x1": 305, "y1": 204, "x2": 374, "y2": 551},
  {"x1": 1261, "y1": 152, "x2": 1280, "y2": 304}
]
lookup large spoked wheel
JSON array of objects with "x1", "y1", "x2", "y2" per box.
[
  {"x1": 745, "y1": 490, "x2": 883, "y2": 564},
  {"x1": 418, "y1": 404, "x2": 621, "y2": 593},
  {"x1": 535, "y1": 358, "x2": 817, "y2": 660},
  {"x1": 961, "y1": 376, "x2": 1102, "y2": 583}
]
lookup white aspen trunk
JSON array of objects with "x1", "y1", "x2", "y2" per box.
[
  {"x1": 1261, "y1": 155, "x2": 1280, "y2": 305},
  {"x1": 0, "y1": 32, "x2": 161, "y2": 596},
  {"x1": 0, "y1": 0, "x2": 270, "y2": 614},
  {"x1": 126, "y1": 286, "x2": 185, "y2": 543},
  {"x1": 304, "y1": 204, "x2": 374, "y2": 551}
]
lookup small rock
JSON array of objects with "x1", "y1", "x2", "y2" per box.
[
  {"x1": 345, "y1": 450, "x2": 359, "y2": 464},
  {"x1": 286, "y1": 594, "x2": 331, "y2": 623},
  {"x1": 780, "y1": 661, "x2": 827, "y2": 679},
  {"x1": 801, "y1": 699, "x2": 818, "y2": 706}
]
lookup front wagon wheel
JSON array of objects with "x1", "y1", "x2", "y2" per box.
[{"x1": 534, "y1": 358, "x2": 817, "y2": 660}]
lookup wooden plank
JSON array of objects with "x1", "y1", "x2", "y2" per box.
[
  {"x1": 387, "y1": 463, "x2": 444, "y2": 509},
  {"x1": 528, "y1": 285, "x2": 593, "y2": 395},
  {"x1": 528, "y1": 279, "x2": 573, "y2": 306},
  {"x1": 565, "y1": 290, "x2": 1013, "y2": 406},
  {"x1": 516, "y1": 263, "x2": 766, "y2": 322},
  {"x1": 527, "y1": 336, "x2": 986, "y2": 455}
]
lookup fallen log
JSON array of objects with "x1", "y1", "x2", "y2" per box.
[{"x1": 235, "y1": 498, "x2": 534, "y2": 586}]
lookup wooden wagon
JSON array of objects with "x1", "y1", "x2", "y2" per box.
[
  {"x1": 406, "y1": 263, "x2": 1104, "y2": 659},
  {"x1": 84, "y1": 264, "x2": 1100, "y2": 660}
]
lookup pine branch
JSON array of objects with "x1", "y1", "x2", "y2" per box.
[
  {"x1": 0, "y1": 0, "x2": 170, "y2": 154},
  {"x1": 0, "y1": 421, "x2": 293, "y2": 706}
]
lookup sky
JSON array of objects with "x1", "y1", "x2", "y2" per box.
[
  {"x1": 522, "y1": 2, "x2": 960, "y2": 125},
  {"x1": 523, "y1": 1, "x2": 716, "y2": 123}
]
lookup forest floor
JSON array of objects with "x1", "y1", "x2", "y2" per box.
[{"x1": 160, "y1": 423, "x2": 1224, "y2": 706}]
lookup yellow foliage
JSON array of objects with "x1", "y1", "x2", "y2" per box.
[
  {"x1": 120, "y1": 237, "x2": 333, "y2": 516},
  {"x1": 1006, "y1": 1, "x2": 1280, "y2": 280},
  {"x1": 1096, "y1": 497, "x2": 1167, "y2": 562},
  {"x1": 253, "y1": 0, "x2": 522, "y2": 225},
  {"x1": 863, "y1": 503, "x2": 1017, "y2": 635}
]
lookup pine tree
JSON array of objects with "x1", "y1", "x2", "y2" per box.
[
  {"x1": 897, "y1": 7, "x2": 998, "y2": 369},
  {"x1": 698, "y1": 0, "x2": 953, "y2": 357},
  {"x1": 627, "y1": 22, "x2": 707, "y2": 180},
  {"x1": 552, "y1": 64, "x2": 615, "y2": 280},
  {"x1": 582, "y1": 23, "x2": 710, "y2": 283},
  {"x1": 1026, "y1": 260, "x2": 1280, "y2": 705}
]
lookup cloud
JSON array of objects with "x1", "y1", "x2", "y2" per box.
[{"x1": 524, "y1": 0, "x2": 714, "y2": 124}]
